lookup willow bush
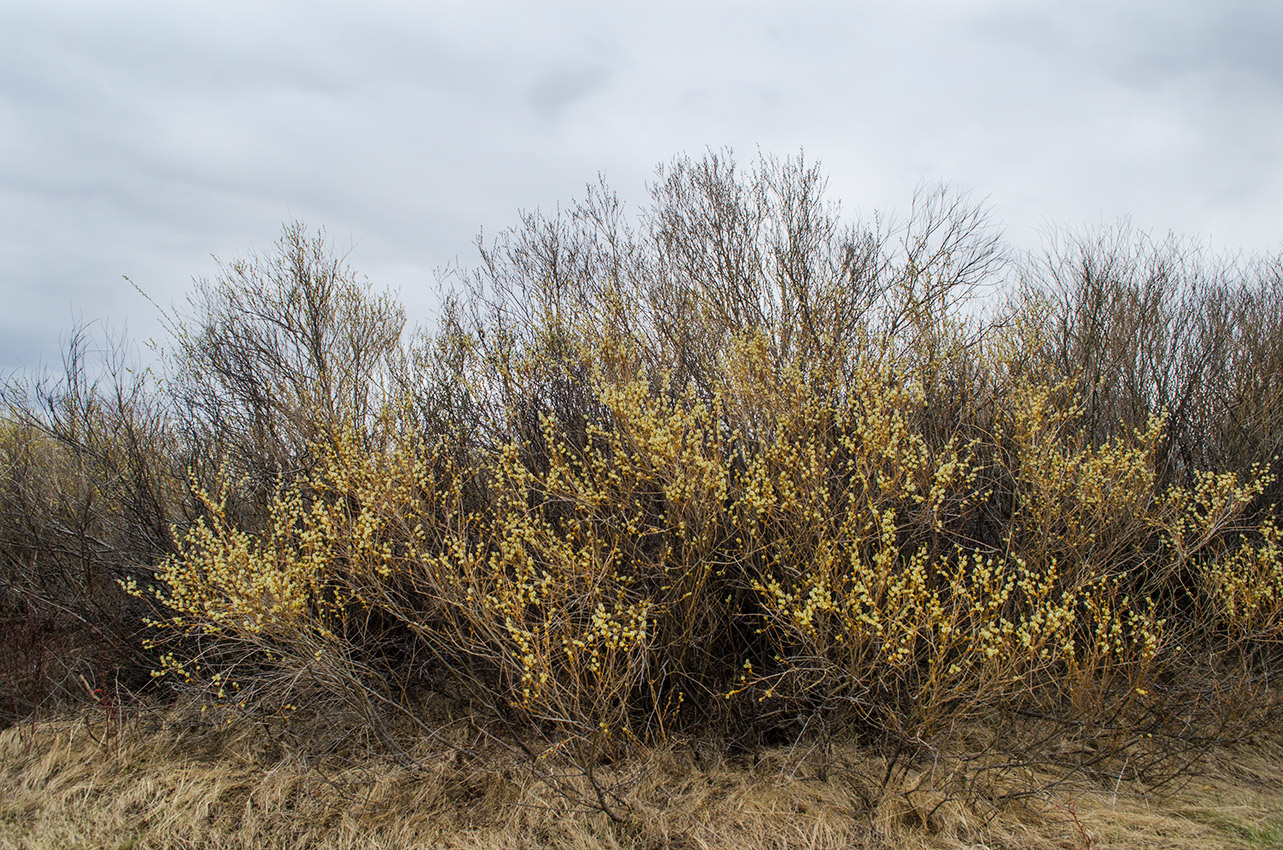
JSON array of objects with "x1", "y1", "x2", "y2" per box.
[{"x1": 135, "y1": 320, "x2": 1282, "y2": 797}]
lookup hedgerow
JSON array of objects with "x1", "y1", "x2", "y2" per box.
[{"x1": 5, "y1": 151, "x2": 1283, "y2": 809}]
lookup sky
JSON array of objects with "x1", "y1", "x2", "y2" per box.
[{"x1": 3, "y1": 0, "x2": 1282, "y2": 375}]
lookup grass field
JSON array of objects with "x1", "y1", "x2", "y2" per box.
[{"x1": 2, "y1": 707, "x2": 1282, "y2": 850}]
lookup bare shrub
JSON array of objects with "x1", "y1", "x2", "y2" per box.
[
  {"x1": 168, "y1": 222, "x2": 406, "y2": 518},
  {"x1": 1010, "y1": 224, "x2": 1283, "y2": 494},
  {"x1": 0, "y1": 326, "x2": 179, "y2": 718}
]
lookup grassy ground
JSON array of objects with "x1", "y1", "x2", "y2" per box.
[{"x1": 3, "y1": 708, "x2": 1282, "y2": 850}]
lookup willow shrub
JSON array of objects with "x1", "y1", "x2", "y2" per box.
[{"x1": 126, "y1": 320, "x2": 1283, "y2": 794}]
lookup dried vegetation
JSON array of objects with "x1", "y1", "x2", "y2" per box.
[{"x1": 4, "y1": 150, "x2": 1283, "y2": 846}]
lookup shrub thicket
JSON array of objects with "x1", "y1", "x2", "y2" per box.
[{"x1": 4, "y1": 151, "x2": 1283, "y2": 809}]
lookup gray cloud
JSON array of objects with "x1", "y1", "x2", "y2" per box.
[
  {"x1": 528, "y1": 65, "x2": 611, "y2": 122},
  {"x1": 3, "y1": 0, "x2": 1281, "y2": 373}
]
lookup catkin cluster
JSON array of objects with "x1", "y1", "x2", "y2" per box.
[{"x1": 132, "y1": 330, "x2": 1281, "y2": 766}]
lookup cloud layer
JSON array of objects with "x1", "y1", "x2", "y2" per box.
[{"x1": 3, "y1": 0, "x2": 1280, "y2": 372}]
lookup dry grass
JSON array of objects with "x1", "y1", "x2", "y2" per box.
[{"x1": 3, "y1": 708, "x2": 1282, "y2": 850}]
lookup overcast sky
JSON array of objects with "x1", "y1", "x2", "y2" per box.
[{"x1": 3, "y1": 0, "x2": 1282, "y2": 375}]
